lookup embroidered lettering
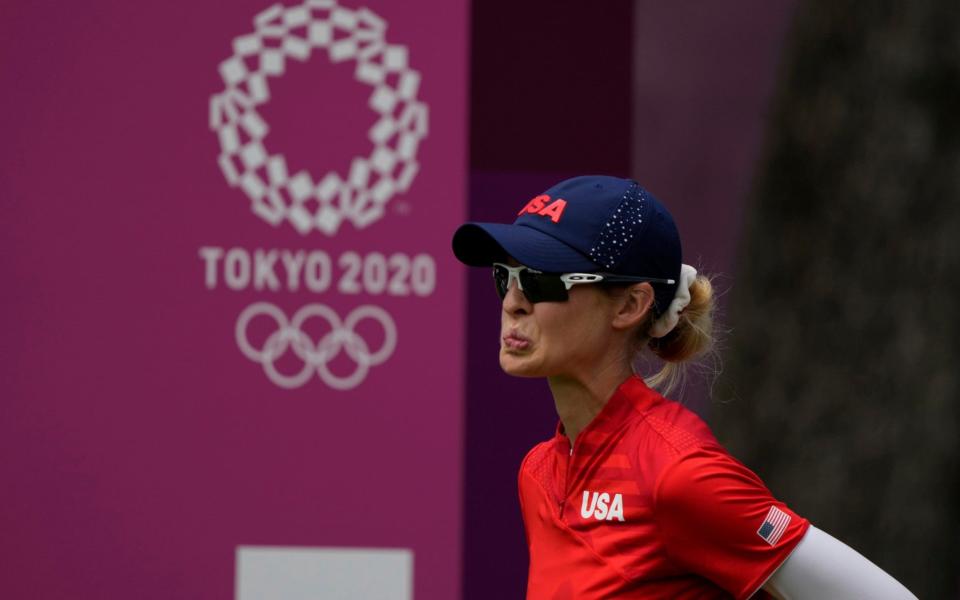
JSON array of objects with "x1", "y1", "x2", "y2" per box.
[
  {"x1": 580, "y1": 490, "x2": 625, "y2": 522},
  {"x1": 608, "y1": 493, "x2": 624, "y2": 522},
  {"x1": 518, "y1": 194, "x2": 550, "y2": 216},
  {"x1": 537, "y1": 198, "x2": 566, "y2": 223},
  {"x1": 518, "y1": 195, "x2": 568, "y2": 223},
  {"x1": 580, "y1": 490, "x2": 598, "y2": 519}
]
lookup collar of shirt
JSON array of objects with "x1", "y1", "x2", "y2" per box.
[{"x1": 551, "y1": 374, "x2": 662, "y2": 497}]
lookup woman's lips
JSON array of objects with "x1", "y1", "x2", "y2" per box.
[{"x1": 503, "y1": 332, "x2": 531, "y2": 350}]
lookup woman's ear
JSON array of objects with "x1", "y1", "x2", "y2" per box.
[{"x1": 612, "y1": 283, "x2": 654, "y2": 330}]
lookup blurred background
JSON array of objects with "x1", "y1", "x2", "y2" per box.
[
  {"x1": 3, "y1": 0, "x2": 958, "y2": 598},
  {"x1": 468, "y1": 1, "x2": 960, "y2": 598}
]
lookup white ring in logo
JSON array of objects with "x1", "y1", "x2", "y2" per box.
[
  {"x1": 210, "y1": 1, "x2": 429, "y2": 235},
  {"x1": 236, "y1": 302, "x2": 397, "y2": 390}
]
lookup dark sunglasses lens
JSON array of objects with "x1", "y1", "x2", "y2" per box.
[
  {"x1": 519, "y1": 271, "x2": 568, "y2": 303},
  {"x1": 493, "y1": 265, "x2": 509, "y2": 299}
]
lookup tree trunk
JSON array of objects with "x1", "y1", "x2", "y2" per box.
[{"x1": 713, "y1": 2, "x2": 960, "y2": 597}]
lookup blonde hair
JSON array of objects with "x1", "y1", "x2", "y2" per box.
[{"x1": 638, "y1": 274, "x2": 718, "y2": 396}]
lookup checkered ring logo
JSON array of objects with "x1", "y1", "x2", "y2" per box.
[{"x1": 209, "y1": 0, "x2": 429, "y2": 235}]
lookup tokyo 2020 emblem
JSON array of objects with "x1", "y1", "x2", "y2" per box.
[
  {"x1": 209, "y1": 0, "x2": 429, "y2": 235},
  {"x1": 206, "y1": 0, "x2": 431, "y2": 391}
]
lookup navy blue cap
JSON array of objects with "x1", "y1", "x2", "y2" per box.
[{"x1": 452, "y1": 175, "x2": 682, "y2": 311}]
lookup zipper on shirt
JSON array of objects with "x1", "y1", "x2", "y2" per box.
[{"x1": 558, "y1": 437, "x2": 578, "y2": 517}]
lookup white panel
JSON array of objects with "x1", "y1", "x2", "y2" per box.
[{"x1": 235, "y1": 546, "x2": 413, "y2": 600}]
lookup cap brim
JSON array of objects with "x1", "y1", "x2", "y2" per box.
[{"x1": 452, "y1": 222, "x2": 599, "y2": 272}]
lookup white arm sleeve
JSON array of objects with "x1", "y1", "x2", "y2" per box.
[{"x1": 762, "y1": 525, "x2": 917, "y2": 600}]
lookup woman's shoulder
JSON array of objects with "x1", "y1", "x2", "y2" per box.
[
  {"x1": 619, "y1": 393, "x2": 731, "y2": 485},
  {"x1": 633, "y1": 394, "x2": 723, "y2": 456},
  {"x1": 518, "y1": 437, "x2": 559, "y2": 475},
  {"x1": 618, "y1": 375, "x2": 721, "y2": 457}
]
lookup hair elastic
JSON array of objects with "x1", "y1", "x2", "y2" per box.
[{"x1": 649, "y1": 264, "x2": 698, "y2": 339}]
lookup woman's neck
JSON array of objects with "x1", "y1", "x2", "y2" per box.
[{"x1": 548, "y1": 359, "x2": 634, "y2": 448}]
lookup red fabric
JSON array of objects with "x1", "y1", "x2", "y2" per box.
[{"x1": 519, "y1": 376, "x2": 809, "y2": 599}]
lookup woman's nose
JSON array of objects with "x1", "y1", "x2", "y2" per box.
[{"x1": 502, "y1": 277, "x2": 531, "y2": 315}]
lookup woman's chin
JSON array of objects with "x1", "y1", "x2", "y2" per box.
[{"x1": 499, "y1": 350, "x2": 545, "y2": 378}]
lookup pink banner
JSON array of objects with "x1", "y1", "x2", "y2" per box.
[{"x1": 1, "y1": 1, "x2": 467, "y2": 598}]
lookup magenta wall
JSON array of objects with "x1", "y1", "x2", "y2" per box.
[{"x1": 1, "y1": 1, "x2": 467, "y2": 598}]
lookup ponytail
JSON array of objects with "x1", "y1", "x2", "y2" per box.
[{"x1": 643, "y1": 274, "x2": 717, "y2": 396}]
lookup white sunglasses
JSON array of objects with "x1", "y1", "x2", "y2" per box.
[{"x1": 493, "y1": 263, "x2": 675, "y2": 303}]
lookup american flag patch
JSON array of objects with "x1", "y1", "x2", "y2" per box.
[{"x1": 757, "y1": 505, "x2": 791, "y2": 546}]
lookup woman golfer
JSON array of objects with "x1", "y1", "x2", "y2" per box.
[{"x1": 452, "y1": 176, "x2": 915, "y2": 599}]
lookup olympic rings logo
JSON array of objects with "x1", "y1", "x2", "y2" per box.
[
  {"x1": 236, "y1": 302, "x2": 397, "y2": 390},
  {"x1": 210, "y1": 0, "x2": 429, "y2": 235}
]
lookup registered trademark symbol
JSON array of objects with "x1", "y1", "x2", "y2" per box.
[{"x1": 393, "y1": 201, "x2": 412, "y2": 215}]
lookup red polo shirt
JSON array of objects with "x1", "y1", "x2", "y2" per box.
[{"x1": 519, "y1": 376, "x2": 808, "y2": 599}]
